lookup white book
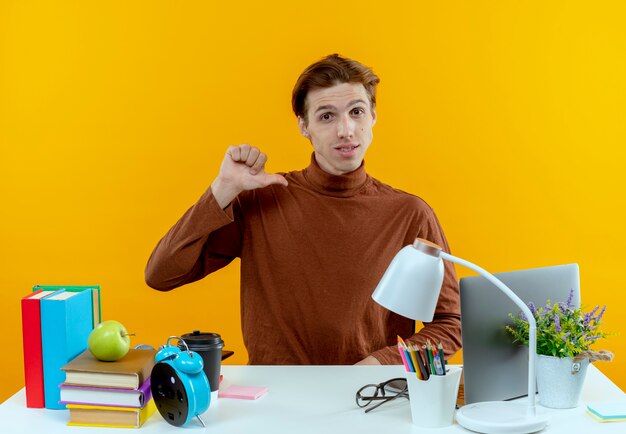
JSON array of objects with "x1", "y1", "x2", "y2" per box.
[{"x1": 59, "y1": 378, "x2": 152, "y2": 408}]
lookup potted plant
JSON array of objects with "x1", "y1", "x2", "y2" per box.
[{"x1": 506, "y1": 289, "x2": 613, "y2": 408}]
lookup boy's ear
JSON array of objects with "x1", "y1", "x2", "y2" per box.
[
  {"x1": 298, "y1": 116, "x2": 310, "y2": 139},
  {"x1": 371, "y1": 108, "x2": 377, "y2": 127}
]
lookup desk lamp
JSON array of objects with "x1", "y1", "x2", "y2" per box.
[{"x1": 372, "y1": 239, "x2": 549, "y2": 434}]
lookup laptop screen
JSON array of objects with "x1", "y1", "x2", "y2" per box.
[{"x1": 460, "y1": 263, "x2": 580, "y2": 404}]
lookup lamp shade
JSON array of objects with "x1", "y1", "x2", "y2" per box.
[{"x1": 371, "y1": 244, "x2": 444, "y2": 321}]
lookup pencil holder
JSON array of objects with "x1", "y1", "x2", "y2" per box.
[{"x1": 405, "y1": 365, "x2": 462, "y2": 428}]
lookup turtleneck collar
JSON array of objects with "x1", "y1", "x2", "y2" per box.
[{"x1": 302, "y1": 153, "x2": 369, "y2": 198}]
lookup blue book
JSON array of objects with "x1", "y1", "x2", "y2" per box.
[
  {"x1": 40, "y1": 290, "x2": 94, "y2": 409},
  {"x1": 33, "y1": 285, "x2": 101, "y2": 327}
]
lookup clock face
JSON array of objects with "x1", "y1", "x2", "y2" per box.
[{"x1": 151, "y1": 362, "x2": 189, "y2": 426}]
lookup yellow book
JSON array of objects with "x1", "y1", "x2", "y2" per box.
[{"x1": 67, "y1": 399, "x2": 156, "y2": 428}]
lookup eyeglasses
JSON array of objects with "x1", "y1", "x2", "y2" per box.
[{"x1": 355, "y1": 378, "x2": 409, "y2": 413}]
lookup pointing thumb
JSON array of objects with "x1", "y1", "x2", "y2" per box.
[{"x1": 264, "y1": 173, "x2": 288, "y2": 187}]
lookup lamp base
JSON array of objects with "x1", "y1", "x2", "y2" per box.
[{"x1": 456, "y1": 401, "x2": 549, "y2": 434}]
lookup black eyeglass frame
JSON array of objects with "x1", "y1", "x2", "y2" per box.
[{"x1": 355, "y1": 377, "x2": 409, "y2": 413}]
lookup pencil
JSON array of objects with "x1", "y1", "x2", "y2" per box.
[
  {"x1": 421, "y1": 345, "x2": 432, "y2": 376},
  {"x1": 404, "y1": 347, "x2": 416, "y2": 373},
  {"x1": 430, "y1": 343, "x2": 438, "y2": 369},
  {"x1": 397, "y1": 335, "x2": 408, "y2": 349},
  {"x1": 438, "y1": 342, "x2": 446, "y2": 375},
  {"x1": 433, "y1": 353, "x2": 444, "y2": 375},
  {"x1": 425, "y1": 342, "x2": 435, "y2": 375},
  {"x1": 407, "y1": 346, "x2": 422, "y2": 380},
  {"x1": 397, "y1": 342, "x2": 410, "y2": 372},
  {"x1": 413, "y1": 345, "x2": 429, "y2": 380}
]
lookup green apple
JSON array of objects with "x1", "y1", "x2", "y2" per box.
[{"x1": 88, "y1": 320, "x2": 131, "y2": 361}]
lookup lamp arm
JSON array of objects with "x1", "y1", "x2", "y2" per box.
[{"x1": 440, "y1": 252, "x2": 537, "y2": 414}]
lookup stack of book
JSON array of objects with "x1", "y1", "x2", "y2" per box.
[
  {"x1": 21, "y1": 285, "x2": 100, "y2": 409},
  {"x1": 60, "y1": 348, "x2": 157, "y2": 428}
]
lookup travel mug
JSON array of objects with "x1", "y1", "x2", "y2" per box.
[{"x1": 179, "y1": 331, "x2": 224, "y2": 394}]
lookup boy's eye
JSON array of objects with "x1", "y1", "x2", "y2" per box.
[
  {"x1": 351, "y1": 108, "x2": 365, "y2": 116},
  {"x1": 320, "y1": 113, "x2": 333, "y2": 121}
]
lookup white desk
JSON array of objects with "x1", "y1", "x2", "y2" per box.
[{"x1": 1, "y1": 365, "x2": 624, "y2": 433}]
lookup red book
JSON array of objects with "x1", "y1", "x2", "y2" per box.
[{"x1": 21, "y1": 289, "x2": 57, "y2": 408}]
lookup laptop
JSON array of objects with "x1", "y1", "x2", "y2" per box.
[{"x1": 460, "y1": 263, "x2": 580, "y2": 404}]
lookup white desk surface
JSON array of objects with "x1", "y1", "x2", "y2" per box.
[{"x1": 1, "y1": 364, "x2": 624, "y2": 433}]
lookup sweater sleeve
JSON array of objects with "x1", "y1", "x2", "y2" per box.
[
  {"x1": 144, "y1": 187, "x2": 243, "y2": 291},
  {"x1": 370, "y1": 207, "x2": 462, "y2": 364}
]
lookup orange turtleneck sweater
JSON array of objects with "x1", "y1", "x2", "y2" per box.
[{"x1": 145, "y1": 155, "x2": 461, "y2": 365}]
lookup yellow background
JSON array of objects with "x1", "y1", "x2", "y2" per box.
[{"x1": 1, "y1": 1, "x2": 624, "y2": 403}]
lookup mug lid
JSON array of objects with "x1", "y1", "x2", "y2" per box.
[{"x1": 180, "y1": 330, "x2": 224, "y2": 348}]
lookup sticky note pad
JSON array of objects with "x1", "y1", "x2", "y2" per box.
[
  {"x1": 218, "y1": 385, "x2": 268, "y2": 400},
  {"x1": 587, "y1": 402, "x2": 626, "y2": 421}
]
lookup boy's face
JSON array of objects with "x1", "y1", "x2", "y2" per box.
[{"x1": 299, "y1": 82, "x2": 376, "y2": 175}]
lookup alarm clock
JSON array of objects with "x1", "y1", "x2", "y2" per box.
[{"x1": 151, "y1": 336, "x2": 210, "y2": 427}]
